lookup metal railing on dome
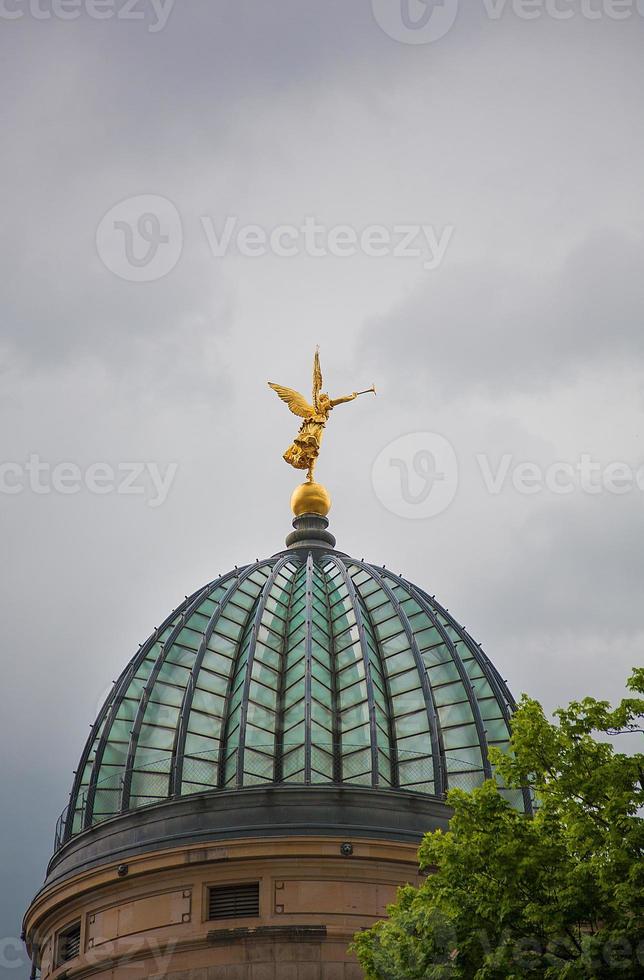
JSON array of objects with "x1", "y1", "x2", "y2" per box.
[{"x1": 53, "y1": 747, "x2": 526, "y2": 854}]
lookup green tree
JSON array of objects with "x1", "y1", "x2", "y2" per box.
[{"x1": 353, "y1": 669, "x2": 644, "y2": 979}]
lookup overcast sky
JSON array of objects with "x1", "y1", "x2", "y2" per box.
[{"x1": 2, "y1": 2, "x2": 643, "y2": 972}]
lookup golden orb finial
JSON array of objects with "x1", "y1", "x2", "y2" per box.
[{"x1": 291, "y1": 481, "x2": 332, "y2": 518}]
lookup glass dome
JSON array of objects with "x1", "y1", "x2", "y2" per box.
[{"x1": 57, "y1": 545, "x2": 527, "y2": 850}]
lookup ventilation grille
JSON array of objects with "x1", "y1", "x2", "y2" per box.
[
  {"x1": 208, "y1": 882, "x2": 260, "y2": 920},
  {"x1": 58, "y1": 922, "x2": 81, "y2": 962}
]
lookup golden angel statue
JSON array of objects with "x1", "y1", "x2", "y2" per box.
[{"x1": 269, "y1": 349, "x2": 376, "y2": 483}]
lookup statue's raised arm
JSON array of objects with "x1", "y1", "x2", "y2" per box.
[{"x1": 330, "y1": 392, "x2": 358, "y2": 408}]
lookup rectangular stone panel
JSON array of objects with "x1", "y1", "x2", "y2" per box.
[
  {"x1": 87, "y1": 889, "x2": 191, "y2": 947},
  {"x1": 274, "y1": 879, "x2": 396, "y2": 917}
]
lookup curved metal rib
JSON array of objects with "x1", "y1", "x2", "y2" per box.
[
  {"x1": 326, "y1": 554, "x2": 380, "y2": 788},
  {"x1": 236, "y1": 556, "x2": 292, "y2": 786},
  {"x1": 119, "y1": 573, "x2": 248, "y2": 813},
  {"x1": 169, "y1": 563, "x2": 264, "y2": 797},
  {"x1": 419, "y1": 587, "x2": 532, "y2": 813},
  {"x1": 398, "y1": 576, "x2": 493, "y2": 784},
  {"x1": 303, "y1": 553, "x2": 314, "y2": 785},
  {"x1": 83, "y1": 579, "x2": 221, "y2": 829},
  {"x1": 358, "y1": 561, "x2": 443, "y2": 795},
  {"x1": 318, "y1": 559, "x2": 342, "y2": 783},
  {"x1": 274, "y1": 559, "x2": 301, "y2": 783}
]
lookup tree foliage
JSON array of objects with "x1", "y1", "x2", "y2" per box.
[{"x1": 353, "y1": 669, "x2": 644, "y2": 978}]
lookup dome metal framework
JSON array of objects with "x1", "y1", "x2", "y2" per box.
[{"x1": 58, "y1": 547, "x2": 528, "y2": 851}]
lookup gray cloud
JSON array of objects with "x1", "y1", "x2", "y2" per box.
[{"x1": 362, "y1": 225, "x2": 644, "y2": 401}]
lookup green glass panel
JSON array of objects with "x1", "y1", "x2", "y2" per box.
[
  {"x1": 181, "y1": 758, "x2": 217, "y2": 786},
  {"x1": 447, "y1": 746, "x2": 483, "y2": 769},
  {"x1": 150, "y1": 680, "x2": 185, "y2": 707},
  {"x1": 93, "y1": 788, "x2": 120, "y2": 814},
  {"x1": 173, "y1": 627, "x2": 202, "y2": 651},
  {"x1": 478, "y1": 698, "x2": 505, "y2": 721},
  {"x1": 138, "y1": 724, "x2": 175, "y2": 750},
  {"x1": 311, "y1": 746, "x2": 333, "y2": 777},
  {"x1": 207, "y1": 632, "x2": 237, "y2": 658},
  {"x1": 282, "y1": 746, "x2": 305, "y2": 778},
  {"x1": 216, "y1": 617, "x2": 244, "y2": 642},
  {"x1": 398, "y1": 756, "x2": 434, "y2": 785},
  {"x1": 311, "y1": 701, "x2": 333, "y2": 727},
  {"x1": 284, "y1": 701, "x2": 305, "y2": 728},
  {"x1": 143, "y1": 701, "x2": 180, "y2": 729},
  {"x1": 387, "y1": 668, "x2": 420, "y2": 696},
  {"x1": 188, "y1": 610, "x2": 211, "y2": 632},
  {"x1": 257, "y1": 625, "x2": 283, "y2": 653},
  {"x1": 195, "y1": 669, "x2": 230, "y2": 697},
  {"x1": 184, "y1": 732, "x2": 219, "y2": 756},
  {"x1": 432, "y1": 681, "x2": 469, "y2": 709},
  {"x1": 342, "y1": 747, "x2": 372, "y2": 779},
  {"x1": 396, "y1": 732, "x2": 431, "y2": 755},
  {"x1": 310, "y1": 721, "x2": 333, "y2": 747},
  {"x1": 248, "y1": 681, "x2": 278, "y2": 711},
  {"x1": 251, "y1": 661, "x2": 279, "y2": 689},
  {"x1": 243, "y1": 724, "x2": 272, "y2": 749},
  {"x1": 108, "y1": 718, "x2": 135, "y2": 741},
  {"x1": 283, "y1": 720, "x2": 305, "y2": 744},
  {"x1": 334, "y1": 625, "x2": 361, "y2": 651},
  {"x1": 341, "y1": 702, "x2": 370, "y2": 728},
  {"x1": 186, "y1": 710, "x2": 219, "y2": 738},
  {"x1": 391, "y1": 689, "x2": 426, "y2": 715},
  {"x1": 336, "y1": 643, "x2": 361, "y2": 671},
  {"x1": 244, "y1": 749, "x2": 274, "y2": 780},
  {"x1": 337, "y1": 660, "x2": 364, "y2": 687},
  {"x1": 395, "y1": 710, "x2": 429, "y2": 738},
  {"x1": 285, "y1": 661, "x2": 306, "y2": 687},
  {"x1": 437, "y1": 700, "x2": 474, "y2": 725},
  {"x1": 369, "y1": 603, "x2": 397, "y2": 626},
  {"x1": 245, "y1": 703, "x2": 275, "y2": 731},
  {"x1": 102, "y1": 743, "x2": 128, "y2": 766},
  {"x1": 190, "y1": 688, "x2": 225, "y2": 717},
  {"x1": 342, "y1": 724, "x2": 370, "y2": 747},
  {"x1": 442, "y1": 723, "x2": 479, "y2": 751},
  {"x1": 379, "y1": 634, "x2": 410, "y2": 658},
  {"x1": 472, "y1": 677, "x2": 495, "y2": 698},
  {"x1": 339, "y1": 680, "x2": 367, "y2": 710},
  {"x1": 115, "y1": 699, "x2": 138, "y2": 723},
  {"x1": 485, "y1": 718, "x2": 510, "y2": 740}
]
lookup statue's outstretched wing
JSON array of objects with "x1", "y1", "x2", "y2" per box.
[{"x1": 268, "y1": 383, "x2": 315, "y2": 419}]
